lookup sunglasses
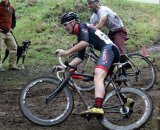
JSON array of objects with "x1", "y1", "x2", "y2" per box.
[{"x1": 63, "y1": 20, "x2": 74, "y2": 26}]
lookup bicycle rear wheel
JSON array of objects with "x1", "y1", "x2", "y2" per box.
[
  {"x1": 125, "y1": 53, "x2": 156, "y2": 91},
  {"x1": 19, "y1": 77, "x2": 73, "y2": 126},
  {"x1": 98, "y1": 87, "x2": 153, "y2": 130}
]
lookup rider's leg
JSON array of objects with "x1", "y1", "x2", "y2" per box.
[
  {"x1": 94, "y1": 68, "x2": 107, "y2": 107},
  {"x1": 80, "y1": 45, "x2": 119, "y2": 117},
  {"x1": 80, "y1": 68, "x2": 107, "y2": 116}
]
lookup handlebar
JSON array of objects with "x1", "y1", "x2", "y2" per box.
[
  {"x1": 56, "y1": 56, "x2": 77, "y2": 81},
  {"x1": 58, "y1": 57, "x2": 67, "y2": 69},
  {"x1": 58, "y1": 56, "x2": 77, "y2": 71}
]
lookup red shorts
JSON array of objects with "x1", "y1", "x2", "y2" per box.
[{"x1": 108, "y1": 28, "x2": 128, "y2": 54}]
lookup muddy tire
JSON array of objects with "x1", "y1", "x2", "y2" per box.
[
  {"x1": 126, "y1": 53, "x2": 156, "y2": 91},
  {"x1": 98, "y1": 87, "x2": 153, "y2": 130},
  {"x1": 19, "y1": 77, "x2": 73, "y2": 126}
]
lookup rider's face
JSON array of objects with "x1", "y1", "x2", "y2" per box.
[
  {"x1": 63, "y1": 20, "x2": 74, "y2": 34},
  {"x1": 88, "y1": 2, "x2": 97, "y2": 12}
]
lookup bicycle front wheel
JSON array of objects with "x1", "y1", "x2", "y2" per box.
[
  {"x1": 19, "y1": 77, "x2": 74, "y2": 126},
  {"x1": 126, "y1": 53, "x2": 156, "y2": 91},
  {"x1": 98, "y1": 87, "x2": 153, "y2": 130}
]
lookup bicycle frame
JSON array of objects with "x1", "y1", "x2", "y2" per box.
[
  {"x1": 46, "y1": 58, "x2": 127, "y2": 111},
  {"x1": 79, "y1": 46, "x2": 148, "y2": 84}
]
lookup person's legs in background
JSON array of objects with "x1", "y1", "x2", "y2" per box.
[
  {"x1": 5, "y1": 32, "x2": 19, "y2": 70},
  {"x1": 0, "y1": 32, "x2": 5, "y2": 71},
  {"x1": 111, "y1": 30, "x2": 129, "y2": 76}
]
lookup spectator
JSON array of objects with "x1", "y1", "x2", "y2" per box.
[
  {"x1": 0, "y1": 0, "x2": 19, "y2": 71},
  {"x1": 87, "y1": 0, "x2": 128, "y2": 62}
]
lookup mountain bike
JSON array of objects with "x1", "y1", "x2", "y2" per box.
[
  {"x1": 19, "y1": 56, "x2": 153, "y2": 130},
  {"x1": 68, "y1": 45, "x2": 156, "y2": 91}
]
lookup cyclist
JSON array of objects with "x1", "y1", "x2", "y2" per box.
[
  {"x1": 87, "y1": 0, "x2": 128, "y2": 63},
  {"x1": 56, "y1": 12, "x2": 121, "y2": 116}
]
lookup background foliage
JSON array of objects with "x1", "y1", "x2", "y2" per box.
[{"x1": 4, "y1": 0, "x2": 160, "y2": 66}]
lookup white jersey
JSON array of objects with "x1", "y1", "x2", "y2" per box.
[{"x1": 90, "y1": 6, "x2": 124, "y2": 32}]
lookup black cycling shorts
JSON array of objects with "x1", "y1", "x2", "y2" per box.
[{"x1": 96, "y1": 44, "x2": 120, "y2": 74}]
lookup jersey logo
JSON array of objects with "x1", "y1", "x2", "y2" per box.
[{"x1": 82, "y1": 29, "x2": 88, "y2": 33}]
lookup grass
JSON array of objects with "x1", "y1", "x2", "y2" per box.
[{"x1": 3, "y1": 0, "x2": 160, "y2": 67}]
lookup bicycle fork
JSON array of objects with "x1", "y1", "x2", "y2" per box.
[{"x1": 45, "y1": 73, "x2": 71, "y2": 104}]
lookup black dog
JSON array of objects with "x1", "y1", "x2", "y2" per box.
[{"x1": 2, "y1": 41, "x2": 31, "y2": 69}]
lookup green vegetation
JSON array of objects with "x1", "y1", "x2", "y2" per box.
[{"x1": 4, "y1": 0, "x2": 160, "y2": 66}]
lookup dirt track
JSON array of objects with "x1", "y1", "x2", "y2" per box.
[{"x1": 0, "y1": 58, "x2": 160, "y2": 130}]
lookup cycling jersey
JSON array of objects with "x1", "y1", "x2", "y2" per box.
[
  {"x1": 77, "y1": 23, "x2": 113, "y2": 51},
  {"x1": 76, "y1": 23, "x2": 120, "y2": 73}
]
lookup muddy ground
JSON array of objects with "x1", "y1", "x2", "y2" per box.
[{"x1": 0, "y1": 56, "x2": 160, "y2": 130}]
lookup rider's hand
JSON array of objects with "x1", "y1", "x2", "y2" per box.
[
  {"x1": 55, "y1": 49, "x2": 69, "y2": 57},
  {"x1": 51, "y1": 65, "x2": 63, "y2": 73}
]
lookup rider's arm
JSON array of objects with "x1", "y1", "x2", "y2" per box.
[
  {"x1": 67, "y1": 41, "x2": 89, "y2": 55},
  {"x1": 69, "y1": 47, "x2": 86, "y2": 66},
  {"x1": 69, "y1": 57, "x2": 83, "y2": 66},
  {"x1": 91, "y1": 7, "x2": 108, "y2": 30},
  {"x1": 94, "y1": 16, "x2": 107, "y2": 29}
]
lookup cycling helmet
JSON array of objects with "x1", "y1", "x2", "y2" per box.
[{"x1": 61, "y1": 12, "x2": 78, "y2": 25}]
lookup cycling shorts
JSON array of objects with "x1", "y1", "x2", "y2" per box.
[{"x1": 96, "y1": 44, "x2": 120, "y2": 74}]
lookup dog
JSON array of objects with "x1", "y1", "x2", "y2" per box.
[{"x1": 2, "y1": 41, "x2": 31, "y2": 69}]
